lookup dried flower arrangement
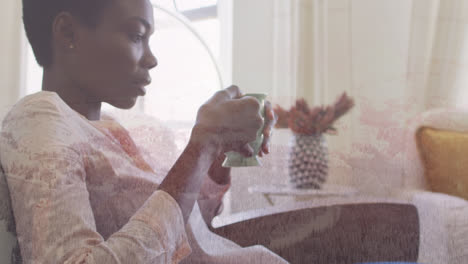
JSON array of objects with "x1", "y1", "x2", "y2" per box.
[{"x1": 274, "y1": 92, "x2": 355, "y2": 135}]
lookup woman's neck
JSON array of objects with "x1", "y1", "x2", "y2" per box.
[{"x1": 42, "y1": 67, "x2": 102, "y2": 121}]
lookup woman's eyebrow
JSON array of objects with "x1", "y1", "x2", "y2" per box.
[{"x1": 127, "y1": 16, "x2": 154, "y2": 33}]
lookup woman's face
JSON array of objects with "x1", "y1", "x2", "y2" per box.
[{"x1": 69, "y1": 0, "x2": 157, "y2": 109}]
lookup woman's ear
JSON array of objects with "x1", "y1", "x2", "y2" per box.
[{"x1": 52, "y1": 12, "x2": 79, "y2": 53}]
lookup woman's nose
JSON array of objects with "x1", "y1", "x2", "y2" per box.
[{"x1": 143, "y1": 47, "x2": 158, "y2": 70}]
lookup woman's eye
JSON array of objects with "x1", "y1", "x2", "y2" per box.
[{"x1": 130, "y1": 34, "x2": 145, "y2": 43}]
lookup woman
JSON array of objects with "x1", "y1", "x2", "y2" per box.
[{"x1": 0, "y1": 0, "x2": 287, "y2": 263}]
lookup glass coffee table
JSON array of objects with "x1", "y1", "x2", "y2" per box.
[{"x1": 248, "y1": 183, "x2": 359, "y2": 206}]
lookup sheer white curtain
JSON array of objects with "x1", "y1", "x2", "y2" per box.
[
  {"x1": 408, "y1": 0, "x2": 468, "y2": 109},
  {"x1": 271, "y1": 0, "x2": 328, "y2": 108},
  {"x1": 327, "y1": 0, "x2": 468, "y2": 193},
  {"x1": 270, "y1": 0, "x2": 357, "y2": 190}
]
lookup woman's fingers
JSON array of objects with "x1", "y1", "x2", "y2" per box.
[
  {"x1": 211, "y1": 85, "x2": 243, "y2": 103},
  {"x1": 265, "y1": 101, "x2": 276, "y2": 122},
  {"x1": 260, "y1": 101, "x2": 276, "y2": 156},
  {"x1": 224, "y1": 85, "x2": 243, "y2": 99}
]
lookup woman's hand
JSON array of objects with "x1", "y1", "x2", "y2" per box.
[
  {"x1": 200, "y1": 88, "x2": 278, "y2": 187},
  {"x1": 192, "y1": 85, "x2": 264, "y2": 157},
  {"x1": 204, "y1": 100, "x2": 277, "y2": 187},
  {"x1": 194, "y1": 86, "x2": 277, "y2": 226}
]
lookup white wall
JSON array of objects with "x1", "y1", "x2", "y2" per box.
[
  {"x1": 231, "y1": 0, "x2": 274, "y2": 95},
  {"x1": 0, "y1": 0, "x2": 25, "y2": 120}
]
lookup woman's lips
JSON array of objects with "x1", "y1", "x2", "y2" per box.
[{"x1": 133, "y1": 77, "x2": 151, "y2": 96}]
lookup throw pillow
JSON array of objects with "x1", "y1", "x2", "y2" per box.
[{"x1": 416, "y1": 126, "x2": 468, "y2": 200}]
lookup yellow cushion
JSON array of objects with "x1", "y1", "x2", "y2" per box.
[{"x1": 416, "y1": 127, "x2": 468, "y2": 200}]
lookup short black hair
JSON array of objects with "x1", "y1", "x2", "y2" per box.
[{"x1": 22, "y1": 0, "x2": 111, "y2": 68}]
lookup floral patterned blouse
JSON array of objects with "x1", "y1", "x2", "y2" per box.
[{"x1": 0, "y1": 92, "x2": 287, "y2": 264}]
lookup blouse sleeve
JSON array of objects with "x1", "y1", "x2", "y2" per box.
[{"x1": 0, "y1": 98, "x2": 191, "y2": 263}]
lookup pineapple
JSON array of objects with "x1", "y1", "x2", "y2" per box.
[{"x1": 288, "y1": 133, "x2": 328, "y2": 189}]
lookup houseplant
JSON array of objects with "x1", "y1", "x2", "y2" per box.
[{"x1": 274, "y1": 92, "x2": 354, "y2": 189}]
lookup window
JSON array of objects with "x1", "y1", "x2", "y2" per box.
[
  {"x1": 143, "y1": 1, "x2": 221, "y2": 127},
  {"x1": 24, "y1": 0, "x2": 222, "y2": 128}
]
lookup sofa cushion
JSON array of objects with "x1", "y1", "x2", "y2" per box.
[{"x1": 416, "y1": 126, "x2": 468, "y2": 200}]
